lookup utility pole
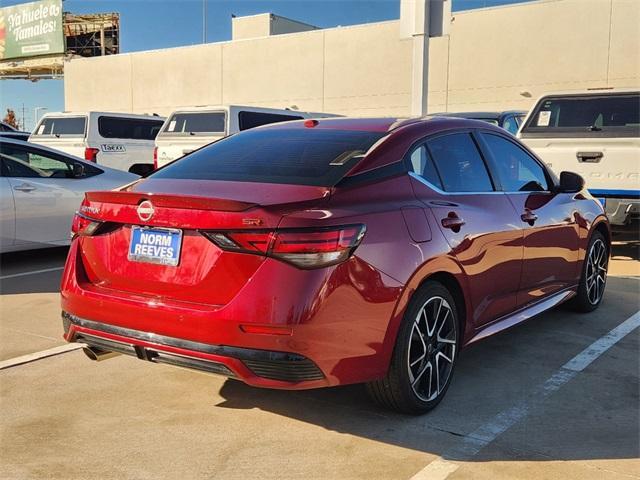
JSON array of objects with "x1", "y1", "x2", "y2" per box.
[{"x1": 21, "y1": 103, "x2": 26, "y2": 131}]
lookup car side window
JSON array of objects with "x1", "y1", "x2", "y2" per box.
[
  {"x1": 0, "y1": 144, "x2": 100, "y2": 179},
  {"x1": 502, "y1": 116, "x2": 519, "y2": 135},
  {"x1": 482, "y1": 133, "x2": 550, "y2": 192},
  {"x1": 408, "y1": 144, "x2": 443, "y2": 190},
  {"x1": 426, "y1": 133, "x2": 494, "y2": 192}
]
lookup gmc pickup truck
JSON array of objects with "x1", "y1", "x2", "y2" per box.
[{"x1": 518, "y1": 89, "x2": 639, "y2": 230}]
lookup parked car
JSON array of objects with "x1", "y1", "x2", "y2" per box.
[
  {"x1": 29, "y1": 112, "x2": 165, "y2": 174},
  {"x1": 0, "y1": 138, "x2": 137, "y2": 253},
  {"x1": 518, "y1": 89, "x2": 639, "y2": 230},
  {"x1": 154, "y1": 105, "x2": 337, "y2": 168},
  {"x1": 0, "y1": 121, "x2": 30, "y2": 141},
  {"x1": 431, "y1": 111, "x2": 526, "y2": 135},
  {"x1": 61, "y1": 117, "x2": 609, "y2": 414}
]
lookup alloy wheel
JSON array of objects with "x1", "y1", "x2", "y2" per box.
[
  {"x1": 407, "y1": 296, "x2": 457, "y2": 402},
  {"x1": 586, "y1": 238, "x2": 608, "y2": 305}
]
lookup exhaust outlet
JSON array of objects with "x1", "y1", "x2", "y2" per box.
[{"x1": 82, "y1": 346, "x2": 120, "y2": 362}]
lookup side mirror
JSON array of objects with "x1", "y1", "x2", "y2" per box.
[
  {"x1": 558, "y1": 171, "x2": 585, "y2": 193},
  {"x1": 72, "y1": 163, "x2": 85, "y2": 178}
]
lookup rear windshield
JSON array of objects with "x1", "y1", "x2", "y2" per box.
[
  {"x1": 33, "y1": 117, "x2": 86, "y2": 137},
  {"x1": 151, "y1": 127, "x2": 386, "y2": 187},
  {"x1": 161, "y1": 112, "x2": 226, "y2": 135},
  {"x1": 521, "y1": 93, "x2": 640, "y2": 137},
  {"x1": 98, "y1": 116, "x2": 164, "y2": 140}
]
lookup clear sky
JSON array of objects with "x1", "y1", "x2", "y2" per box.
[{"x1": 0, "y1": 0, "x2": 528, "y2": 130}]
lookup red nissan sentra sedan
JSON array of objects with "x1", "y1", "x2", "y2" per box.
[{"x1": 61, "y1": 117, "x2": 610, "y2": 414}]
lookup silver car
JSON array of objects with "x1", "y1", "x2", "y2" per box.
[{"x1": 0, "y1": 138, "x2": 138, "y2": 253}]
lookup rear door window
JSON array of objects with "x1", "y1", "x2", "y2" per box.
[
  {"x1": 238, "y1": 111, "x2": 304, "y2": 131},
  {"x1": 33, "y1": 117, "x2": 86, "y2": 137},
  {"x1": 162, "y1": 112, "x2": 226, "y2": 135},
  {"x1": 521, "y1": 93, "x2": 640, "y2": 137},
  {"x1": 0, "y1": 143, "x2": 101, "y2": 178},
  {"x1": 426, "y1": 133, "x2": 494, "y2": 192},
  {"x1": 151, "y1": 128, "x2": 385, "y2": 187},
  {"x1": 98, "y1": 117, "x2": 164, "y2": 140},
  {"x1": 408, "y1": 144, "x2": 443, "y2": 190}
]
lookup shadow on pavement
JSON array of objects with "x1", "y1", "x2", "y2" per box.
[
  {"x1": 215, "y1": 277, "x2": 640, "y2": 463},
  {"x1": 0, "y1": 247, "x2": 68, "y2": 295},
  {"x1": 611, "y1": 239, "x2": 639, "y2": 263}
]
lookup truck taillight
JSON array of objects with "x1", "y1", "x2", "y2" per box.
[
  {"x1": 153, "y1": 147, "x2": 158, "y2": 169},
  {"x1": 202, "y1": 225, "x2": 366, "y2": 269},
  {"x1": 84, "y1": 147, "x2": 99, "y2": 162}
]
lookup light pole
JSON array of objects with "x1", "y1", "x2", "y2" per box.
[
  {"x1": 34, "y1": 107, "x2": 47, "y2": 130},
  {"x1": 202, "y1": 0, "x2": 207, "y2": 44}
]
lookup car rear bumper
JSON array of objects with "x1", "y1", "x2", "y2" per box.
[
  {"x1": 63, "y1": 311, "x2": 326, "y2": 387},
  {"x1": 61, "y1": 239, "x2": 404, "y2": 389}
]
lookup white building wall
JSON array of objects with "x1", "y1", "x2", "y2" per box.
[{"x1": 64, "y1": 0, "x2": 640, "y2": 117}]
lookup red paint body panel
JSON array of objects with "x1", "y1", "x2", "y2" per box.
[{"x1": 60, "y1": 117, "x2": 610, "y2": 389}]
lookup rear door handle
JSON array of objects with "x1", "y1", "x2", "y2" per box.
[
  {"x1": 521, "y1": 210, "x2": 538, "y2": 226},
  {"x1": 14, "y1": 183, "x2": 36, "y2": 192},
  {"x1": 441, "y1": 212, "x2": 465, "y2": 232},
  {"x1": 576, "y1": 151, "x2": 603, "y2": 163}
]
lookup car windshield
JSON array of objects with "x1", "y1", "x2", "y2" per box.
[
  {"x1": 151, "y1": 127, "x2": 386, "y2": 187},
  {"x1": 522, "y1": 93, "x2": 640, "y2": 136}
]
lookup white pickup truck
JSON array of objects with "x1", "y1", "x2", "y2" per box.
[
  {"x1": 518, "y1": 89, "x2": 639, "y2": 229},
  {"x1": 154, "y1": 105, "x2": 337, "y2": 169}
]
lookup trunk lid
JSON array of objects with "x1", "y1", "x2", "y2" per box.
[{"x1": 77, "y1": 179, "x2": 330, "y2": 306}]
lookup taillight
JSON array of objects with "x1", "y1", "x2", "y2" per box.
[
  {"x1": 153, "y1": 147, "x2": 158, "y2": 169},
  {"x1": 84, "y1": 147, "x2": 99, "y2": 162},
  {"x1": 203, "y1": 225, "x2": 366, "y2": 269},
  {"x1": 71, "y1": 199, "x2": 102, "y2": 238},
  {"x1": 70, "y1": 212, "x2": 102, "y2": 238}
]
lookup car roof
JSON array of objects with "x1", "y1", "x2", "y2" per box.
[
  {"x1": 40, "y1": 111, "x2": 166, "y2": 120},
  {"x1": 256, "y1": 116, "x2": 506, "y2": 176}
]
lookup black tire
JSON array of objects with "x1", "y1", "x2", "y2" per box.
[
  {"x1": 367, "y1": 281, "x2": 460, "y2": 414},
  {"x1": 571, "y1": 230, "x2": 609, "y2": 313}
]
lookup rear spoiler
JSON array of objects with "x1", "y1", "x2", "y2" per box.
[{"x1": 85, "y1": 190, "x2": 257, "y2": 212}]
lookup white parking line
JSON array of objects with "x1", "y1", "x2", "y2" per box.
[
  {"x1": 0, "y1": 266, "x2": 64, "y2": 280},
  {"x1": 410, "y1": 311, "x2": 640, "y2": 480},
  {"x1": 0, "y1": 343, "x2": 83, "y2": 371}
]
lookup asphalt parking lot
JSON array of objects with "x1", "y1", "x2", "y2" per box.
[{"x1": 1, "y1": 241, "x2": 638, "y2": 480}]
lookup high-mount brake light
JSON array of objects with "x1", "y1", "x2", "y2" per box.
[{"x1": 203, "y1": 225, "x2": 366, "y2": 269}]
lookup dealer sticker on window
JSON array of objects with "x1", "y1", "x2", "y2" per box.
[
  {"x1": 537, "y1": 111, "x2": 551, "y2": 126},
  {"x1": 128, "y1": 226, "x2": 182, "y2": 266}
]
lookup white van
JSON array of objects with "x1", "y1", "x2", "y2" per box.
[
  {"x1": 518, "y1": 89, "x2": 639, "y2": 228},
  {"x1": 30, "y1": 112, "x2": 165, "y2": 173},
  {"x1": 154, "y1": 105, "x2": 337, "y2": 168}
]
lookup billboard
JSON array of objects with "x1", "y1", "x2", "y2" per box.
[{"x1": 0, "y1": 0, "x2": 64, "y2": 61}]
